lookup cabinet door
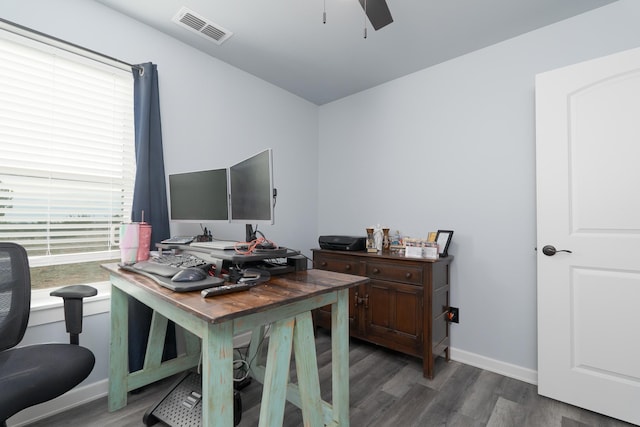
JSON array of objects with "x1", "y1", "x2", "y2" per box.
[{"x1": 364, "y1": 279, "x2": 423, "y2": 357}]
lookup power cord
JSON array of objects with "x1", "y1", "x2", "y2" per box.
[
  {"x1": 234, "y1": 232, "x2": 279, "y2": 255},
  {"x1": 231, "y1": 324, "x2": 271, "y2": 388},
  {"x1": 196, "y1": 348, "x2": 252, "y2": 388}
]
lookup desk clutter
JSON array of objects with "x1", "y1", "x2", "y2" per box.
[
  {"x1": 121, "y1": 255, "x2": 274, "y2": 294},
  {"x1": 119, "y1": 234, "x2": 306, "y2": 295},
  {"x1": 319, "y1": 227, "x2": 454, "y2": 259},
  {"x1": 200, "y1": 268, "x2": 271, "y2": 297},
  {"x1": 160, "y1": 228, "x2": 287, "y2": 256},
  {"x1": 366, "y1": 225, "x2": 452, "y2": 259}
]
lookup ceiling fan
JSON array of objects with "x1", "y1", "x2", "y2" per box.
[{"x1": 358, "y1": 0, "x2": 393, "y2": 31}]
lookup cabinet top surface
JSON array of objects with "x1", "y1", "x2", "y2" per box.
[{"x1": 312, "y1": 248, "x2": 453, "y2": 264}]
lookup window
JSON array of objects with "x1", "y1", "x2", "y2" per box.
[{"x1": 0, "y1": 26, "x2": 135, "y2": 289}]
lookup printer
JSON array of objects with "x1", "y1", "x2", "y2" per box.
[{"x1": 318, "y1": 235, "x2": 366, "y2": 251}]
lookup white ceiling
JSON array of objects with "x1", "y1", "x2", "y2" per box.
[{"x1": 95, "y1": 0, "x2": 617, "y2": 105}]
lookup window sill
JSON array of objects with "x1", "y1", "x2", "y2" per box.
[{"x1": 28, "y1": 282, "x2": 112, "y2": 327}]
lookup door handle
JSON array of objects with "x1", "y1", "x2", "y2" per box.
[{"x1": 542, "y1": 245, "x2": 572, "y2": 256}]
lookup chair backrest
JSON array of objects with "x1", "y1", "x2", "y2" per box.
[{"x1": 0, "y1": 242, "x2": 31, "y2": 352}]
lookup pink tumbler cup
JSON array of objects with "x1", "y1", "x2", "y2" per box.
[{"x1": 137, "y1": 222, "x2": 152, "y2": 262}]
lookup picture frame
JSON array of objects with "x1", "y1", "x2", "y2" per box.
[{"x1": 435, "y1": 230, "x2": 454, "y2": 257}]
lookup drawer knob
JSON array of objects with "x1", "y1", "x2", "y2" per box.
[
  {"x1": 372, "y1": 268, "x2": 380, "y2": 274},
  {"x1": 345, "y1": 264, "x2": 351, "y2": 271},
  {"x1": 405, "y1": 272, "x2": 412, "y2": 279},
  {"x1": 320, "y1": 261, "x2": 327, "y2": 267}
]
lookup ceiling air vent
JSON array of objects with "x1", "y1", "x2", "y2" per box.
[{"x1": 172, "y1": 7, "x2": 232, "y2": 45}]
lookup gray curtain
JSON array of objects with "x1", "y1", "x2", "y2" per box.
[
  {"x1": 129, "y1": 62, "x2": 175, "y2": 372},
  {"x1": 131, "y1": 62, "x2": 170, "y2": 240}
]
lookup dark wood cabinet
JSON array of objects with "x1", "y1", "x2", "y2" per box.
[{"x1": 312, "y1": 249, "x2": 452, "y2": 379}]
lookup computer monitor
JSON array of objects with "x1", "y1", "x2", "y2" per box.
[
  {"x1": 229, "y1": 149, "x2": 275, "y2": 240},
  {"x1": 168, "y1": 168, "x2": 229, "y2": 222}
]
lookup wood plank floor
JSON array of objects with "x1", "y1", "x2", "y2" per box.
[{"x1": 27, "y1": 330, "x2": 635, "y2": 427}]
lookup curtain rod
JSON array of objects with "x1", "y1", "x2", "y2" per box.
[{"x1": 0, "y1": 17, "x2": 144, "y2": 76}]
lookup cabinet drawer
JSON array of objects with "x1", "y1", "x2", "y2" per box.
[
  {"x1": 366, "y1": 261, "x2": 423, "y2": 285},
  {"x1": 314, "y1": 255, "x2": 359, "y2": 275}
]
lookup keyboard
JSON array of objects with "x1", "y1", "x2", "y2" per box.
[
  {"x1": 132, "y1": 261, "x2": 180, "y2": 277},
  {"x1": 133, "y1": 253, "x2": 210, "y2": 277},
  {"x1": 190, "y1": 240, "x2": 240, "y2": 250},
  {"x1": 153, "y1": 253, "x2": 209, "y2": 268},
  {"x1": 121, "y1": 262, "x2": 225, "y2": 292}
]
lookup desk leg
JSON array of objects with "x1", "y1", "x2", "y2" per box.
[
  {"x1": 201, "y1": 321, "x2": 234, "y2": 427},
  {"x1": 258, "y1": 317, "x2": 295, "y2": 427},
  {"x1": 293, "y1": 311, "x2": 324, "y2": 426},
  {"x1": 257, "y1": 312, "x2": 325, "y2": 426},
  {"x1": 143, "y1": 311, "x2": 168, "y2": 369},
  {"x1": 108, "y1": 285, "x2": 128, "y2": 411},
  {"x1": 332, "y1": 288, "x2": 350, "y2": 426}
]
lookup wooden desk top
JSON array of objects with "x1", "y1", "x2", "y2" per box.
[{"x1": 102, "y1": 263, "x2": 368, "y2": 324}]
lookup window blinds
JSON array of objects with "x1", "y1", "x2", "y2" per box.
[{"x1": 0, "y1": 31, "x2": 135, "y2": 265}]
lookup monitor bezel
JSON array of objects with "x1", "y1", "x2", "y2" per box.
[
  {"x1": 168, "y1": 167, "x2": 230, "y2": 223},
  {"x1": 229, "y1": 148, "x2": 275, "y2": 226}
]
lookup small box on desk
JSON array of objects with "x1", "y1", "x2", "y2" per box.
[
  {"x1": 405, "y1": 245, "x2": 438, "y2": 260},
  {"x1": 287, "y1": 255, "x2": 308, "y2": 271}
]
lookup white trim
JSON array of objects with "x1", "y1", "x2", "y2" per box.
[
  {"x1": 29, "y1": 252, "x2": 121, "y2": 268},
  {"x1": 6, "y1": 379, "x2": 109, "y2": 427},
  {"x1": 450, "y1": 346, "x2": 538, "y2": 385}
]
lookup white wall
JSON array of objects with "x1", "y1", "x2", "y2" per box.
[{"x1": 318, "y1": 0, "x2": 640, "y2": 374}]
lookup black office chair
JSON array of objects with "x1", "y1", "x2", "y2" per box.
[{"x1": 0, "y1": 242, "x2": 97, "y2": 426}]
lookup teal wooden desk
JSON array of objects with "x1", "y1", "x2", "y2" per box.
[{"x1": 102, "y1": 263, "x2": 368, "y2": 426}]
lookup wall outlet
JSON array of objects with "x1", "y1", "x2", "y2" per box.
[{"x1": 447, "y1": 307, "x2": 459, "y2": 323}]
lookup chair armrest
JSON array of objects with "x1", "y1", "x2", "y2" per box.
[
  {"x1": 50, "y1": 284, "x2": 98, "y2": 299},
  {"x1": 50, "y1": 285, "x2": 97, "y2": 345}
]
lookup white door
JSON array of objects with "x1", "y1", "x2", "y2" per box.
[{"x1": 536, "y1": 47, "x2": 640, "y2": 425}]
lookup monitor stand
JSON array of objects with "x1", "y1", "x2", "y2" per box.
[{"x1": 245, "y1": 224, "x2": 257, "y2": 242}]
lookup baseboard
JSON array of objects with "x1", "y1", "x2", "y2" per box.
[
  {"x1": 6, "y1": 378, "x2": 109, "y2": 427},
  {"x1": 449, "y1": 346, "x2": 538, "y2": 385}
]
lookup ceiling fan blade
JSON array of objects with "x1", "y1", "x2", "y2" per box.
[{"x1": 358, "y1": 0, "x2": 393, "y2": 31}]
